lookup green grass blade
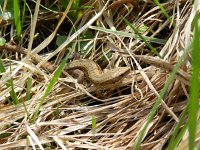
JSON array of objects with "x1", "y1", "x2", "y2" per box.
[
  {"x1": 0, "y1": 58, "x2": 19, "y2": 104},
  {"x1": 13, "y1": 0, "x2": 22, "y2": 38},
  {"x1": 171, "y1": 120, "x2": 189, "y2": 149},
  {"x1": 167, "y1": 105, "x2": 188, "y2": 149},
  {"x1": 124, "y1": 19, "x2": 161, "y2": 57},
  {"x1": 9, "y1": 77, "x2": 19, "y2": 105},
  {"x1": 0, "y1": 58, "x2": 6, "y2": 72},
  {"x1": 26, "y1": 77, "x2": 32, "y2": 101},
  {"x1": 153, "y1": 0, "x2": 175, "y2": 28},
  {"x1": 90, "y1": 26, "x2": 167, "y2": 45},
  {"x1": 188, "y1": 15, "x2": 200, "y2": 150},
  {"x1": 92, "y1": 116, "x2": 96, "y2": 132},
  {"x1": 32, "y1": 51, "x2": 71, "y2": 122},
  {"x1": 92, "y1": 116, "x2": 97, "y2": 142},
  {"x1": 133, "y1": 44, "x2": 191, "y2": 150},
  {"x1": 21, "y1": 0, "x2": 27, "y2": 27},
  {"x1": 22, "y1": 99, "x2": 31, "y2": 121}
]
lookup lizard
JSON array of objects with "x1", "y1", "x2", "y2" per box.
[{"x1": 64, "y1": 59, "x2": 130, "y2": 84}]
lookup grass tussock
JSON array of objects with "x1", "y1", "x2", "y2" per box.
[{"x1": 0, "y1": 0, "x2": 199, "y2": 149}]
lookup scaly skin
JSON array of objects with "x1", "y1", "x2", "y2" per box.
[{"x1": 65, "y1": 59, "x2": 130, "y2": 84}]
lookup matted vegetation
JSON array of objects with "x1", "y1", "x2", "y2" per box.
[{"x1": 0, "y1": 0, "x2": 199, "y2": 149}]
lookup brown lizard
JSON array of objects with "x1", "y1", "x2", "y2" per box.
[{"x1": 65, "y1": 59, "x2": 130, "y2": 84}]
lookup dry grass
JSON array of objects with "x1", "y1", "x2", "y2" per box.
[{"x1": 0, "y1": 0, "x2": 197, "y2": 149}]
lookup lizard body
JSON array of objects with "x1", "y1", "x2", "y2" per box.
[{"x1": 65, "y1": 59, "x2": 130, "y2": 84}]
